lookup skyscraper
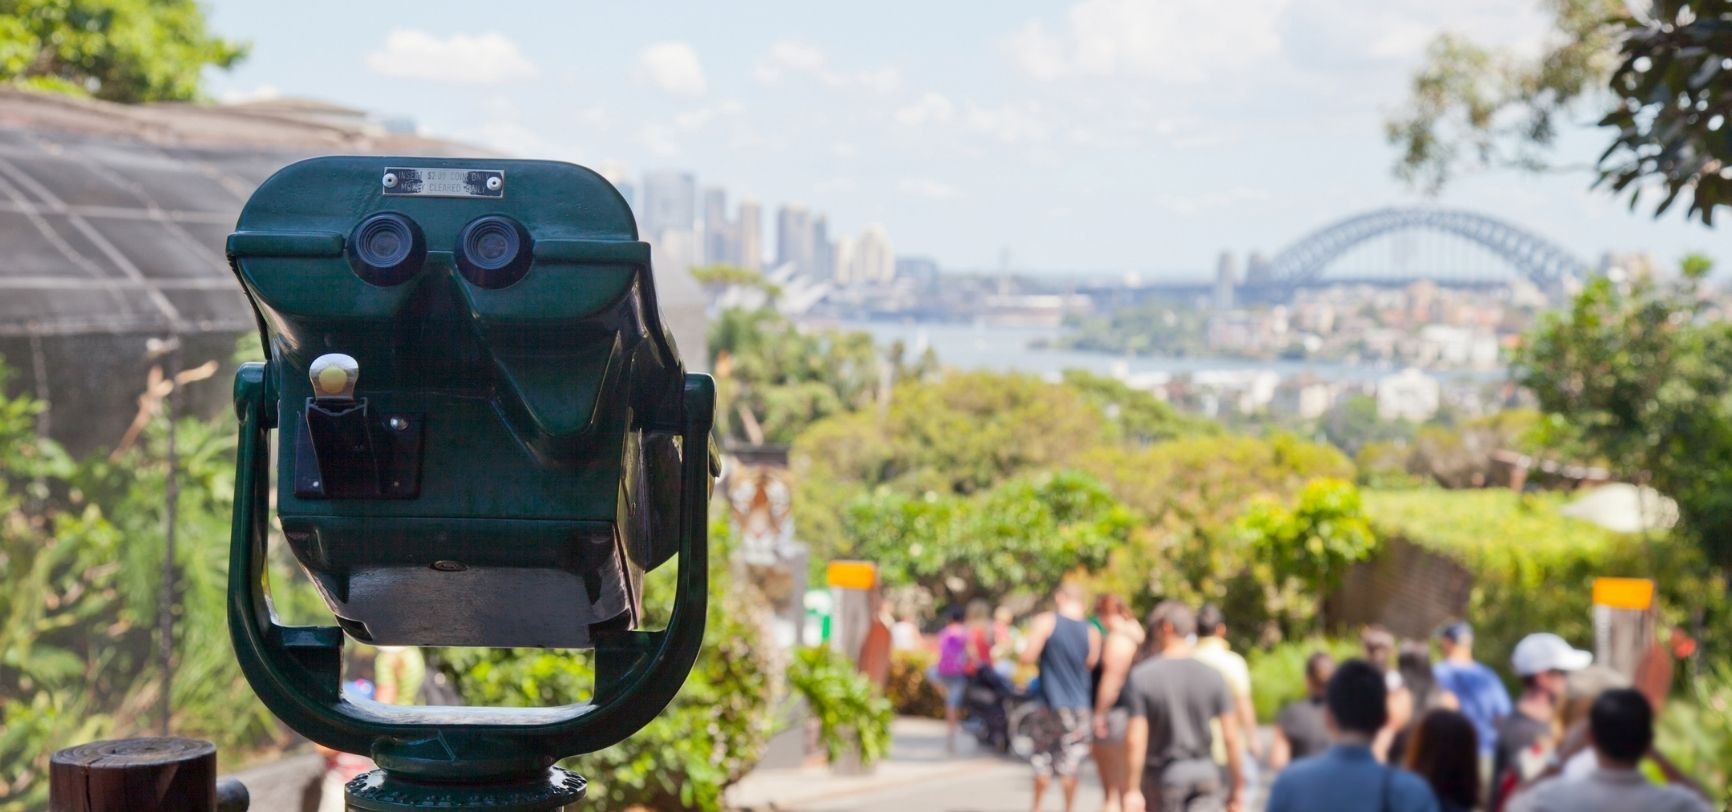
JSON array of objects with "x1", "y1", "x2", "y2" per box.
[
  {"x1": 810, "y1": 214, "x2": 832, "y2": 280},
  {"x1": 701, "y1": 186, "x2": 732, "y2": 266},
  {"x1": 639, "y1": 171, "x2": 696, "y2": 240},
  {"x1": 854, "y1": 225, "x2": 894, "y2": 285},
  {"x1": 736, "y1": 199, "x2": 762, "y2": 271},
  {"x1": 1214, "y1": 251, "x2": 1238, "y2": 310},
  {"x1": 831, "y1": 236, "x2": 857, "y2": 286},
  {"x1": 776, "y1": 204, "x2": 811, "y2": 273}
]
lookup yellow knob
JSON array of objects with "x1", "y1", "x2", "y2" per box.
[
  {"x1": 316, "y1": 366, "x2": 349, "y2": 396},
  {"x1": 309, "y1": 353, "x2": 359, "y2": 400}
]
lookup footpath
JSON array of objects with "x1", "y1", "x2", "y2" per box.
[{"x1": 729, "y1": 717, "x2": 1086, "y2": 811}]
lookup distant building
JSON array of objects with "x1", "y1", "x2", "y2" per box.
[
  {"x1": 810, "y1": 214, "x2": 832, "y2": 279},
  {"x1": 895, "y1": 256, "x2": 940, "y2": 286},
  {"x1": 1214, "y1": 251, "x2": 1238, "y2": 310},
  {"x1": 1244, "y1": 251, "x2": 1271, "y2": 287},
  {"x1": 852, "y1": 225, "x2": 894, "y2": 285},
  {"x1": 1271, "y1": 377, "x2": 1334, "y2": 420},
  {"x1": 737, "y1": 199, "x2": 762, "y2": 270},
  {"x1": 831, "y1": 236, "x2": 856, "y2": 286},
  {"x1": 776, "y1": 205, "x2": 812, "y2": 275},
  {"x1": 1377, "y1": 368, "x2": 1441, "y2": 422},
  {"x1": 702, "y1": 186, "x2": 732, "y2": 266},
  {"x1": 639, "y1": 171, "x2": 696, "y2": 241}
]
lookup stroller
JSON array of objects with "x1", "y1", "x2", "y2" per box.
[{"x1": 961, "y1": 667, "x2": 1034, "y2": 753}]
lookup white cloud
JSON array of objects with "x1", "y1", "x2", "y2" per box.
[
  {"x1": 898, "y1": 178, "x2": 964, "y2": 200},
  {"x1": 894, "y1": 93, "x2": 955, "y2": 126},
  {"x1": 639, "y1": 42, "x2": 707, "y2": 97},
  {"x1": 1005, "y1": 0, "x2": 1288, "y2": 84},
  {"x1": 366, "y1": 30, "x2": 537, "y2": 84},
  {"x1": 755, "y1": 40, "x2": 827, "y2": 81},
  {"x1": 1276, "y1": 0, "x2": 1551, "y2": 72},
  {"x1": 753, "y1": 40, "x2": 902, "y2": 93},
  {"x1": 831, "y1": 141, "x2": 859, "y2": 158}
]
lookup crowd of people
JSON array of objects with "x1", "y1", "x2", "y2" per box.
[{"x1": 918, "y1": 585, "x2": 1715, "y2": 812}]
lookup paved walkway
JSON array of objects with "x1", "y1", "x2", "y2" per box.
[{"x1": 729, "y1": 718, "x2": 1104, "y2": 812}]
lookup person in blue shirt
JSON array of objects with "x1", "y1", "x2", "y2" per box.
[
  {"x1": 1266, "y1": 659, "x2": 1441, "y2": 812},
  {"x1": 1431, "y1": 622, "x2": 1511, "y2": 761}
]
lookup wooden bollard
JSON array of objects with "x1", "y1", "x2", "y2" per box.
[{"x1": 50, "y1": 737, "x2": 219, "y2": 812}]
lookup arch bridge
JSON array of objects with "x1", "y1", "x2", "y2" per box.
[{"x1": 1256, "y1": 207, "x2": 1590, "y2": 299}]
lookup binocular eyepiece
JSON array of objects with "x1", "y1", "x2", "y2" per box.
[{"x1": 347, "y1": 211, "x2": 536, "y2": 290}]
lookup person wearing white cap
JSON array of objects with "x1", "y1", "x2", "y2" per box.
[{"x1": 1487, "y1": 633, "x2": 1592, "y2": 811}]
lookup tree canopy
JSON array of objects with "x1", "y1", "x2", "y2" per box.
[
  {"x1": 1387, "y1": 0, "x2": 1731, "y2": 223},
  {"x1": 1, "y1": 0, "x2": 246, "y2": 102},
  {"x1": 845, "y1": 471, "x2": 1133, "y2": 604},
  {"x1": 709, "y1": 308, "x2": 935, "y2": 446},
  {"x1": 1514, "y1": 255, "x2": 1732, "y2": 569}
]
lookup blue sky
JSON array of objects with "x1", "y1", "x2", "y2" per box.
[{"x1": 201, "y1": 0, "x2": 1723, "y2": 277}]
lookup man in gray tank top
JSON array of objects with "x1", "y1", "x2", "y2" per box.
[{"x1": 1022, "y1": 583, "x2": 1102, "y2": 812}]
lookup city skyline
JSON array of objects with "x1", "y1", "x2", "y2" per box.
[{"x1": 202, "y1": 0, "x2": 1725, "y2": 277}]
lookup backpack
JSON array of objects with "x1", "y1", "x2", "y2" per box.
[{"x1": 936, "y1": 626, "x2": 969, "y2": 677}]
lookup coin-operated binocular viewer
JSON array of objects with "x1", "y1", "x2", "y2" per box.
[{"x1": 224, "y1": 157, "x2": 716, "y2": 810}]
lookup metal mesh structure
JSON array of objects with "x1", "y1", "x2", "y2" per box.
[{"x1": 0, "y1": 90, "x2": 483, "y2": 452}]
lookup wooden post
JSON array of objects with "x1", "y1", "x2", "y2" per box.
[{"x1": 50, "y1": 738, "x2": 217, "y2": 812}]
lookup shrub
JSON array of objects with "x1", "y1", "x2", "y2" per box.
[
  {"x1": 1654, "y1": 663, "x2": 1732, "y2": 800},
  {"x1": 845, "y1": 470, "x2": 1133, "y2": 606},
  {"x1": 0, "y1": 355, "x2": 321, "y2": 810},
  {"x1": 1362, "y1": 488, "x2": 1727, "y2": 682},
  {"x1": 787, "y1": 647, "x2": 895, "y2": 765},
  {"x1": 1246, "y1": 636, "x2": 1362, "y2": 722},
  {"x1": 437, "y1": 524, "x2": 776, "y2": 812},
  {"x1": 886, "y1": 649, "x2": 944, "y2": 719}
]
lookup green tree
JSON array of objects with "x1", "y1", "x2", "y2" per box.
[
  {"x1": 1052, "y1": 300, "x2": 1207, "y2": 357},
  {"x1": 710, "y1": 308, "x2": 934, "y2": 446},
  {"x1": 0, "y1": 353, "x2": 313, "y2": 810},
  {"x1": 0, "y1": 0, "x2": 246, "y2": 102},
  {"x1": 1233, "y1": 478, "x2": 1378, "y2": 637},
  {"x1": 1387, "y1": 0, "x2": 1732, "y2": 223},
  {"x1": 1320, "y1": 394, "x2": 1415, "y2": 456},
  {"x1": 793, "y1": 371, "x2": 1110, "y2": 558},
  {"x1": 1515, "y1": 255, "x2": 1732, "y2": 570},
  {"x1": 1059, "y1": 369, "x2": 1220, "y2": 446},
  {"x1": 843, "y1": 471, "x2": 1133, "y2": 605},
  {"x1": 1079, "y1": 433, "x2": 1355, "y2": 640}
]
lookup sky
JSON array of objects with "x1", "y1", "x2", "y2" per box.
[{"x1": 201, "y1": 0, "x2": 1724, "y2": 278}]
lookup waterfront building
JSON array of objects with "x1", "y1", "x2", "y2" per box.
[
  {"x1": 1377, "y1": 368, "x2": 1441, "y2": 422},
  {"x1": 639, "y1": 170, "x2": 696, "y2": 241},
  {"x1": 737, "y1": 198, "x2": 763, "y2": 270},
  {"x1": 702, "y1": 186, "x2": 733, "y2": 267},
  {"x1": 777, "y1": 204, "x2": 813, "y2": 275}
]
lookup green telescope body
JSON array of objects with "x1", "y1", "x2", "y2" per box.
[{"x1": 223, "y1": 156, "x2": 715, "y2": 807}]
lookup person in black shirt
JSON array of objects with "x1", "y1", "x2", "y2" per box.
[{"x1": 1269, "y1": 652, "x2": 1335, "y2": 771}]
